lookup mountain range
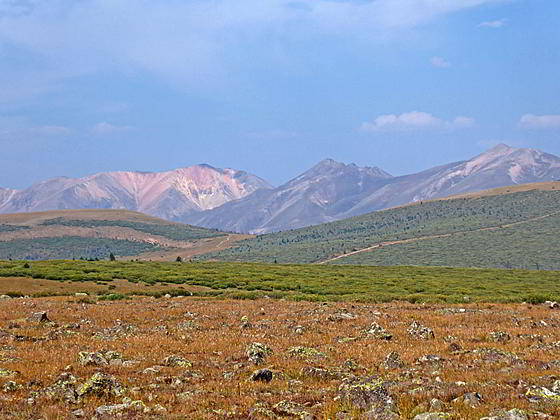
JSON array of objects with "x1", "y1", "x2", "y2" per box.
[
  {"x1": 2, "y1": 144, "x2": 560, "y2": 233},
  {"x1": 0, "y1": 165, "x2": 270, "y2": 222}
]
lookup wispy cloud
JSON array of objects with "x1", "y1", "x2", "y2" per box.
[
  {"x1": 92, "y1": 122, "x2": 135, "y2": 135},
  {"x1": 478, "y1": 18, "x2": 507, "y2": 28},
  {"x1": 0, "y1": 0, "x2": 507, "y2": 100},
  {"x1": 431, "y1": 56, "x2": 451, "y2": 68},
  {"x1": 361, "y1": 111, "x2": 474, "y2": 132},
  {"x1": 520, "y1": 114, "x2": 560, "y2": 129}
]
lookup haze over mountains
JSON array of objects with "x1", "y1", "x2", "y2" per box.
[{"x1": 1, "y1": 144, "x2": 560, "y2": 233}]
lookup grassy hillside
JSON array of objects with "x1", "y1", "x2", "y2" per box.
[
  {"x1": 197, "y1": 182, "x2": 560, "y2": 269},
  {"x1": 0, "y1": 209, "x2": 240, "y2": 261},
  {"x1": 0, "y1": 260, "x2": 559, "y2": 303}
]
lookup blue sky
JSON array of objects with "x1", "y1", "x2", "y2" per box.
[{"x1": 0, "y1": 0, "x2": 559, "y2": 189}]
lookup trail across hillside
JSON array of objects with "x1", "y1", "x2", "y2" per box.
[{"x1": 317, "y1": 210, "x2": 560, "y2": 265}]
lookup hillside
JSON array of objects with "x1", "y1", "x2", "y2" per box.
[
  {"x1": 197, "y1": 182, "x2": 560, "y2": 269},
  {"x1": 0, "y1": 209, "x2": 246, "y2": 261},
  {"x1": 191, "y1": 144, "x2": 560, "y2": 233}
]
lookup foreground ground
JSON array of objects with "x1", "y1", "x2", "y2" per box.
[{"x1": 1, "y1": 296, "x2": 559, "y2": 419}]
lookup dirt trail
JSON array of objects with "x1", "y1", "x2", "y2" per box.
[{"x1": 317, "y1": 210, "x2": 560, "y2": 265}]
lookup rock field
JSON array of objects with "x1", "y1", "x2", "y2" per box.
[{"x1": 0, "y1": 296, "x2": 559, "y2": 419}]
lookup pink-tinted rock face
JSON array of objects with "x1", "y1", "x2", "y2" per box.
[{"x1": 0, "y1": 165, "x2": 272, "y2": 222}]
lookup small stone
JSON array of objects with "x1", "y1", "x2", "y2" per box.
[
  {"x1": 28, "y1": 311, "x2": 50, "y2": 323},
  {"x1": 429, "y1": 399, "x2": 445, "y2": 411},
  {"x1": 246, "y1": 342, "x2": 273, "y2": 365},
  {"x1": 250, "y1": 368, "x2": 273, "y2": 382},
  {"x1": 162, "y1": 355, "x2": 192, "y2": 368},
  {"x1": 365, "y1": 322, "x2": 392, "y2": 340},
  {"x1": 407, "y1": 321, "x2": 435, "y2": 340},
  {"x1": 488, "y1": 331, "x2": 512, "y2": 343},
  {"x1": 382, "y1": 352, "x2": 404, "y2": 370},
  {"x1": 72, "y1": 409, "x2": 85, "y2": 418},
  {"x1": 413, "y1": 413, "x2": 452, "y2": 420},
  {"x1": 273, "y1": 401, "x2": 313, "y2": 420}
]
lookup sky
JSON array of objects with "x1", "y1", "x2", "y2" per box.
[{"x1": 0, "y1": 0, "x2": 559, "y2": 189}]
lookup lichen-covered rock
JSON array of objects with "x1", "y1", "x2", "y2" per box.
[
  {"x1": 240, "y1": 315, "x2": 252, "y2": 329},
  {"x1": 251, "y1": 368, "x2": 273, "y2": 382},
  {"x1": 0, "y1": 368, "x2": 17, "y2": 377},
  {"x1": 162, "y1": 355, "x2": 192, "y2": 368},
  {"x1": 413, "y1": 413, "x2": 452, "y2": 420},
  {"x1": 382, "y1": 352, "x2": 404, "y2": 370},
  {"x1": 338, "y1": 375, "x2": 395, "y2": 413},
  {"x1": 246, "y1": 342, "x2": 273, "y2": 365},
  {"x1": 273, "y1": 400, "x2": 313, "y2": 419},
  {"x1": 453, "y1": 392, "x2": 483, "y2": 408},
  {"x1": 488, "y1": 331, "x2": 512, "y2": 343},
  {"x1": 77, "y1": 372, "x2": 124, "y2": 399},
  {"x1": 473, "y1": 348, "x2": 521, "y2": 364},
  {"x1": 525, "y1": 386, "x2": 560, "y2": 402},
  {"x1": 2, "y1": 381, "x2": 18, "y2": 392},
  {"x1": 407, "y1": 321, "x2": 435, "y2": 340},
  {"x1": 28, "y1": 311, "x2": 50, "y2": 323},
  {"x1": 480, "y1": 408, "x2": 528, "y2": 420},
  {"x1": 95, "y1": 400, "x2": 147, "y2": 417},
  {"x1": 41, "y1": 372, "x2": 79, "y2": 404},
  {"x1": 300, "y1": 366, "x2": 339, "y2": 380},
  {"x1": 328, "y1": 311, "x2": 357, "y2": 322},
  {"x1": 77, "y1": 350, "x2": 123, "y2": 366},
  {"x1": 287, "y1": 346, "x2": 325, "y2": 359},
  {"x1": 365, "y1": 322, "x2": 392, "y2": 340},
  {"x1": 416, "y1": 354, "x2": 444, "y2": 365}
]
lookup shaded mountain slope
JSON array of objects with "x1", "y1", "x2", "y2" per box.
[{"x1": 197, "y1": 181, "x2": 560, "y2": 269}]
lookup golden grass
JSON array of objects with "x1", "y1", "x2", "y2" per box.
[{"x1": 0, "y1": 297, "x2": 559, "y2": 419}]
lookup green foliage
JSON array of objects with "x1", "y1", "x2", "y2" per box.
[
  {"x1": 0, "y1": 260, "x2": 558, "y2": 303},
  {"x1": 198, "y1": 189, "x2": 560, "y2": 269},
  {"x1": 40, "y1": 218, "x2": 225, "y2": 241},
  {"x1": 333, "y1": 214, "x2": 560, "y2": 269},
  {"x1": 0, "y1": 224, "x2": 29, "y2": 233},
  {"x1": 0, "y1": 237, "x2": 159, "y2": 261},
  {"x1": 98, "y1": 293, "x2": 128, "y2": 301}
]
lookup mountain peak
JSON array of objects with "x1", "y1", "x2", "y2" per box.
[
  {"x1": 487, "y1": 143, "x2": 515, "y2": 154},
  {"x1": 314, "y1": 158, "x2": 345, "y2": 169}
]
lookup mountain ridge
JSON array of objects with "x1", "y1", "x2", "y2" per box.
[
  {"x1": 0, "y1": 165, "x2": 272, "y2": 222},
  {"x1": 2, "y1": 144, "x2": 560, "y2": 233},
  {"x1": 189, "y1": 144, "x2": 560, "y2": 233}
]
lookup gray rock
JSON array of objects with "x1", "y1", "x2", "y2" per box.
[
  {"x1": 480, "y1": 408, "x2": 528, "y2": 420},
  {"x1": 414, "y1": 413, "x2": 452, "y2": 420},
  {"x1": 365, "y1": 321, "x2": 392, "y2": 340},
  {"x1": 338, "y1": 375, "x2": 395, "y2": 412},
  {"x1": 246, "y1": 342, "x2": 273, "y2": 365},
  {"x1": 28, "y1": 311, "x2": 50, "y2": 323},
  {"x1": 273, "y1": 400, "x2": 313, "y2": 419},
  {"x1": 408, "y1": 321, "x2": 435, "y2": 340},
  {"x1": 382, "y1": 352, "x2": 404, "y2": 369}
]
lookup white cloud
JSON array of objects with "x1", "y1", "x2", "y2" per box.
[
  {"x1": 478, "y1": 18, "x2": 507, "y2": 28},
  {"x1": 431, "y1": 56, "x2": 451, "y2": 68},
  {"x1": 520, "y1": 114, "x2": 560, "y2": 129},
  {"x1": 361, "y1": 111, "x2": 474, "y2": 132},
  {"x1": 453, "y1": 116, "x2": 475, "y2": 127},
  {"x1": 92, "y1": 122, "x2": 135, "y2": 135}
]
